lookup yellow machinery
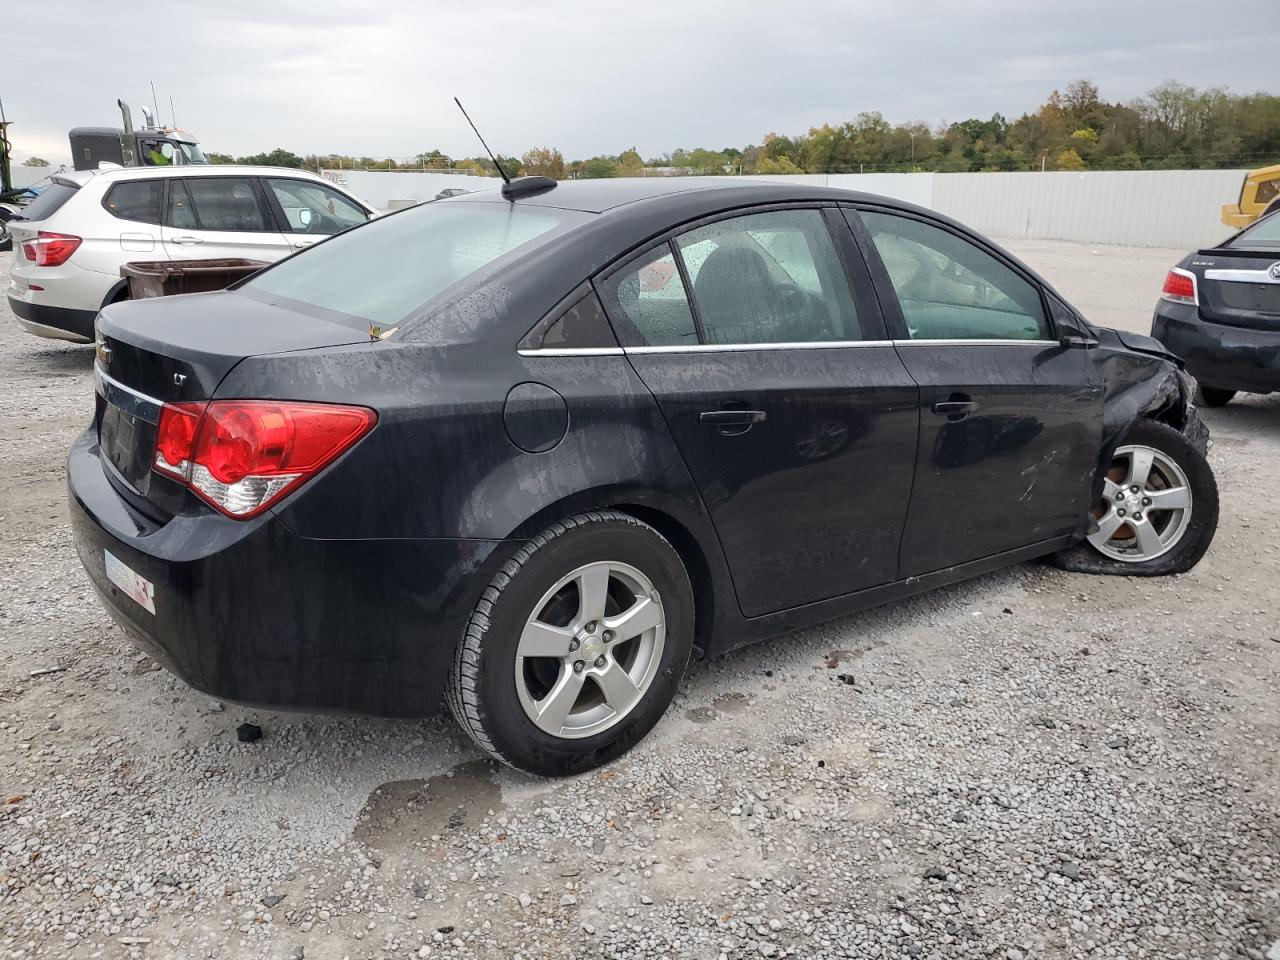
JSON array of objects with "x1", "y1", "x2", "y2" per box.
[{"x1": 1221, "y1": 163, "x2": 1280, "y2": 228}]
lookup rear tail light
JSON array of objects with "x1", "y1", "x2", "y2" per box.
[
  {"x1": 21, "y1": 231, "x2": 83, "y2": 267},
  {"x1": 153, "y1": 400, "x2": 376, "y2": 519},
  {"x1": 1161, "y1": 268, "x2": 1198, "y2": 305}
]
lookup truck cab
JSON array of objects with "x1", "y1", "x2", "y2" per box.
[{"x1": 68, "y1": 101, "x2": 209, "y2": 172}]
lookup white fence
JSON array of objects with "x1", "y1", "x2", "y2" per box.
[
  {"x1": 320, "y1": 169, "x2": 488, "y2": 211},
  {"x1": 338, "y1": 168, "x2": 1248, "y2": 250}
]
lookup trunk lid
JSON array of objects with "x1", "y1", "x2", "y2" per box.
[
  {"x1": 1191, "y1": 248, "x2": 1280, "y2": 333},
  {"x1": 94, "y1": 289, "x2": 370, "y2": 516}
]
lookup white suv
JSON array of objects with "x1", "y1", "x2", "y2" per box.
[{"x1": 6, "y1": 165, "x2": 374, "y2": 342}]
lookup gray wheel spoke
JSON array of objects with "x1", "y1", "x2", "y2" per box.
[
  {"x1": 1146, "y1": 486, "x2": 1191, "y2": 512},
  {"x1": 576, "y1": 563, "x2": 612, "y2": 625},
  {"x1": 595, "y1": 662, "x2": 642, "y2": 715},
  {"x1": 1127, "y1": 449, "x2": 1155, "y2": 489},
  {"x1": 1101, "y1": 477, "x2": 1122, "y2": 501},
  {"x1": 1133, "y1": 519, "x2": 1163, "y2": 556},
  {"x1": 535, "y1": 668, "x2": 585, "y2": 733},
  {"x1": 518, "y1": 620, "x2": 574, "y2": 658},
  {"x1": 605, "y1": 596, "x2": 662, "y2": 643},
  {"x1": 1090, "y1": 510, "x2": 1125, "y2": 544}
]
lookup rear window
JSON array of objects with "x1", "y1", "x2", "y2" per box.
[
  {"x1": 19, "y1": 181, "x2": 79, "y2": 221},
  {"x1": 241, "y1": 201, "x2": 576, "y2": 331},
  {"x1": 1226, "y1": 210, "x2": 1280, "y2": 249}
]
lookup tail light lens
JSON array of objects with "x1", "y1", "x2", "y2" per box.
[
  {"x1": 1161, "y1": 268, "x2": 1198, "y2": 305},
  {"x1": 152, "y1": 400, "x2": 376, "y2": 519},
  {"x1": 21, "y1": 231, "x2": 83, "y2": 267}
]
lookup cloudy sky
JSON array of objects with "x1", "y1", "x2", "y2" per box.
[{"x1": 6, "y1": 0, "x2": 1280, "y2": 166}]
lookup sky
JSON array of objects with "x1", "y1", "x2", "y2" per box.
[{"x1": 5, "y1": 0, "x2": 1280, "y2": 167}]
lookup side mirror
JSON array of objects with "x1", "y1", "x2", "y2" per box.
[{"x1": 1059, "y1": 333, "x2": 1099, "y2": 350}]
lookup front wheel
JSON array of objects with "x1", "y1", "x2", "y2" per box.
[
  {"x1": 447, "y1": 511, "x2": 693, "y2": 777},
  {"x1": 1051, "y1": 419, "x2": 1218, "y2": 576}
]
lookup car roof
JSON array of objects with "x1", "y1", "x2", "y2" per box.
[{"x1": 450, "y1": 176, "x2": 853, "y2": 214}]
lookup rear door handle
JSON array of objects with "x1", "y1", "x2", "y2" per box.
[
  {"x1": 700, "y1": 410, "x2": 767, "y2": 425},
  {"x1": 700, "y1": 409, "x2": 766, "y2": 436},
  {"x1": 169, "y1": 235, "x2": 204, "y2": 245},
  {"x1": 931, "y1": 396, "x2": 979, "y2": 421}
]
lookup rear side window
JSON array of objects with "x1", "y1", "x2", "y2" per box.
[
  {"x1": 859, "y1": 211, "x2": 1050, "y2": 341},
  {"x1": 19, "y1": 182, "x2": 79, "y2": 221},
  {"x1": 241, "y1": 201, "x2": 573, "y2": 331},
  {"x1": 676, "y1": 209, "x2": 861, "y2": 344},
  {"x1": 182, "y1": 177, "x2": 271, "y2": 232},
  {"x1": 102, "y1": 180, "x2": 163, "y2": 224},
  {"x1": 599, "y1": 244, "x2": 697, "y2": 347}
]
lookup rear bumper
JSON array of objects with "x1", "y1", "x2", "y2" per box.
[
  {"x1": 8, "y1": 296, "x2": 97, "y2": 342},
  {"x1": 68, "y1": 427, "x2": 506, "y2": 716},
  {"x1": 1151, "y1": 308, "x2": 1280, "y2": 394}
]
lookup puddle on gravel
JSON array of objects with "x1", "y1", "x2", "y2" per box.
[{"x1": 354, "y1": 759, "x2": 504, "y2": 851}]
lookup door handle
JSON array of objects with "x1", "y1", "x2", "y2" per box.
[
  {"x1": 700, "y1": 410, "x2": 767, "y2": 425},
  {"x1": 169, "y1": 235, "x2": 204, "y2": 245},
  {"x1": 931, "y1": 395, "x2": 978, "y2": 421},
  {"x1": 292, "y1": 239, "x2": 317, "y2": 248},
  {"x1": 700, "y1": 408, "x2": 766, "y2": 436}
]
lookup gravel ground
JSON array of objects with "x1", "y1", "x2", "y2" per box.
[{"x1": 0, "y1": 240, "x2": 1277, "y2": 960}]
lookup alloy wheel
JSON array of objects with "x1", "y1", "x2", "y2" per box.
[
  {"x1": 1086, "y1": 444, "x2": 1193, "y2": 562},
  {"x1": 514, "y1": 561, "x2": 666, "y2": 739}
]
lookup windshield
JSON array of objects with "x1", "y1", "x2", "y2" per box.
[
  {"x1": 176, "y1": 141, "x2": 208, "y2": 164},
  {"x1": 240, "y1": 200, "x2": 580, "y2": 332},
  {"x1": 16, "y1": 181, "x2": 79, "y2": 221},
  {"x1": 1227, "y1": 209, "x2": 1280, "y2": 250}
]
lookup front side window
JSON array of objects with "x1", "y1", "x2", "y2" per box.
[
  {"x1": 859, "y1": 211, "x2": 1050, "y2": 341},
  {"x1": 241, "y1": 201, "x2": 575, "y2": 332},
  {"x1": 676, "y1": 209, "x2": 861, "y2": 344},
  {"x1": 102, "y1": 180, "x2": 163, "y2": 224},
  {"x1": 267, "y1": 179, "x2": 368, "y2": 234},
  {"x1": 182, "y1": 177, "x2": 271, "y2": 232},
  {"x1": 599, "y1": 244, "x2": 698, "y2": 347}
]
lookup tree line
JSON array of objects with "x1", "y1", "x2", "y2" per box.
[{"x1": 208, "y1": 80, "x2": 1280, "y2": 178}]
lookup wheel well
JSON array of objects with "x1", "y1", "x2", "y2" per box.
[
  {"x1": 611, "y1": 503, "x2": 714, "y2": 658},
  {"x1": 100, "y1": 280, "x2": 130, "y2": 309}
]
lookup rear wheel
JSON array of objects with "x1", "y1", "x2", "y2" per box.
[
  {"x1": 1051, "y1": 419, "x2": 1217, "y2": 576},
  {"x1": 447, "y1": 511, "x2": 693, "y2": 777},
  {"x1": 1197, "y1": 385, "x2": 1236, "y2": 407}
]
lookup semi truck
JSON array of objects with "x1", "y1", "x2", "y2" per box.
[{"x1": 68, "y1": 100, "x2": 209, "y2": 171}]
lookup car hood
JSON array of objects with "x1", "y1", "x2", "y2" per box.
[{"x1": 1104, "y1": 327, "x2": 1182, "y2": 365}]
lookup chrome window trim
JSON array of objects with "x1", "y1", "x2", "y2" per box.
[
  {"x1": 94, "y1": 364, "x2": 164, "y2": 424},
  {"x1": 625, "y1": 340, "x2": 895, "y2": 354},
  {"x1": 517, "y1": 347, "x2": 627, "y2": 358},
  {"x1": 517, "y1": 338, "x2": 1059, "y2": 357},
  {"x1": 891, "y1": 338, "x2": 1060, "y2": 347},
  {"x1": 1203, "y1": 268, "x2": 1280, "y2": 285}
]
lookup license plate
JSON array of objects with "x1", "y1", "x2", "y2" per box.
[{"x1": 104, "y1": 550, "x2": 155, "y2": 615}]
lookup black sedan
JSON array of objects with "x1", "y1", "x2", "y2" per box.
[
  {"x1": 1151, "y1": 209, "x2": 1280, "y2": 406},
  {"x1": 70, "y1": 177, "x2": 1218, "y2": 776}
]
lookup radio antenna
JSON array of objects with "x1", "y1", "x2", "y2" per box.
[{"x1": 453, "y1": 97, "x2": 510, "y2": 184}]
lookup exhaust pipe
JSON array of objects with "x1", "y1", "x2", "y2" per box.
[{"x1": 117, "y1": 99, "x2": 137, "y2": 167}]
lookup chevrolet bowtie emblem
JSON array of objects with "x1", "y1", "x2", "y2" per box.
[{"x1": 96, "y1": 342, "x2": 112, "y2": 366}]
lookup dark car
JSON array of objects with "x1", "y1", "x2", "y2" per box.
[
  {"x1": 69, "y1": 177, "x2": 1218, "y2": 776},
  {"x1": 1151, "y1": 209, "x2": 1280, "y2": 406}
]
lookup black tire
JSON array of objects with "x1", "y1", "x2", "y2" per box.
[
  {"x1": 1197, "y1": 385, "x2": 1236, "y2": 408},
  {"x1": 447, "y1": 510, "x2": 694, "y2": 777},
  {"x1": 1050, "y1": 419, "x2": 1218, "y2": 577}
]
